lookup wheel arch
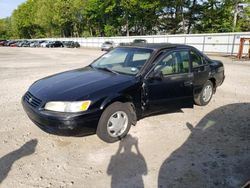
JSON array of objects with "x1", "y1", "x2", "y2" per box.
[
  {"x1": 208, "y1": 77, "x2": 216, "y2": 92},
  {"x1": 100, "y1": 94, "x2": 137, "y2": 125}
]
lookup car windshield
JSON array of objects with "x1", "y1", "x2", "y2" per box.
[{"x1": 92, "y1": 48, "x2": 153, "y2": 75}]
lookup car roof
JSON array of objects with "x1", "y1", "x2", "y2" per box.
[{"x1": 121, "y1": 43, "x2": 190, "y2": 50}]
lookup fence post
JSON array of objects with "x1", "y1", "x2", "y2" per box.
[
  {"x1": 202, "y1": 35, "x2": 205, "y2": 52},
  {"x1": 226, "y1": 34, "x2": 230, "y2": 54},
  {"x1": 231, "y1": 34, "x2": 236, "y2": 56}
]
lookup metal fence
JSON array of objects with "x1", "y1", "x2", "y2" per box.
[{"x1": 43, "y1": 32, "x2": 250, "y2": 55}]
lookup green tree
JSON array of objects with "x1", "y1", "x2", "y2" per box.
[
  {"x1": 195, "y1": 0, "x2": 238, "y2": 33},
  {"x1": 12, "y1": 0, "x2": 44, "y2": 38},
  {"x1": 236, "y1": 1, "x2": 250, "y2": 31},
  {"x1": 1, "y1": 0, "x2": 249, "y2": 39},
  {"x1": 0, "y1": 18, "x2": 12, "y2": 39}
]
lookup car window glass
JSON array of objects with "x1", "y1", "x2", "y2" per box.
[
  {"x1": 180, "y1": 51, "x2": 190, "y2": 72},
  {"x1": 92, "y1": 48, "x2": 153, "y2": 75},
  {"x1": 132, "y1": 52, "x2": 151, "y2": 61},
  {"x1": 190, "y1": 50, "x2": 203, "y2": 67},
  {"x1": 154, "y1": 51, "x2": 189, "y2": 75},
  {"x1": 98, "y1": 50, "x2": 128, "y2": 66}
]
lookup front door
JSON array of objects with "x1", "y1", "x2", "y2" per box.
[{"x1": 143, "y1": 49, "x2": 194, "y2": 114}]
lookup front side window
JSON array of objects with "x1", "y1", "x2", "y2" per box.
[
  {"x1": 190, "y1": 50, "x2": 203, "y2": 67},
  {"x1": 92, "y1": 48, "x2": 153, "y2": 75},
  {"x1": 154, "y1": 51, "x2": 190, "y2": 76}
]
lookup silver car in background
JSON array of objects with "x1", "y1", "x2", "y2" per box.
[{"x1": 101, "y1": 41, "x2": 115, "y2": 51}]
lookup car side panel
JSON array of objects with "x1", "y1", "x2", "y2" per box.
[{"x1": 209, "y1": 60, "x2": 225, "y2": 87}]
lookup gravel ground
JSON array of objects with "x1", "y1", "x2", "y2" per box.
[{"x1": 0, "y1": 47, "x2": 249, "y2": 188}]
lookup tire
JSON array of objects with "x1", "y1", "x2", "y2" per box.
[
  {"x1": 194, "y1": 80, "x2": 214, "y2": 106},
  {"x1": 96, "y1": 102, "x2": 133, "y2": 143}
]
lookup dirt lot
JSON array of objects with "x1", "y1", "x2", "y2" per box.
[{"x1": 0, "y1": 47, "x2": 249, "y2": 188}]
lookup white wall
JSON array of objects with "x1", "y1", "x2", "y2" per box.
[{"x1": 42, "y1": 32, "x2": 250, "y2": 55}]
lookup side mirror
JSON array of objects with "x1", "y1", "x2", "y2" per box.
[{"x1": 149, "y1": 70, "x2": 164, "y2": 80}]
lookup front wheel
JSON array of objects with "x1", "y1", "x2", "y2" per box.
[
  {"x1": 194, "y1": 80, "x2": 214, "y2": 106},
  {"x1": 96, "y1": 102, "x2": 134, "y2": 143}
]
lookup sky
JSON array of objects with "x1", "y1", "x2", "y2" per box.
[{"x1": 0, "y1": 0, "x2": 26, "y2": 18}]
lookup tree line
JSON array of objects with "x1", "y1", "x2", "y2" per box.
[{"x1": 0, "y1": 0, "x2": 249, "y2": 39}]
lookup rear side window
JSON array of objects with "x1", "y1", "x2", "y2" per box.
[{"x1": 190, "y1": 50, "x2": 203, "y2": 67}]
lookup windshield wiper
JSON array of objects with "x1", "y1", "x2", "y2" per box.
[{"x1": 95, "y1": 67, "x2": 118, "y2": 74}]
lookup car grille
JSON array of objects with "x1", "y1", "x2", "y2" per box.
[{"x1": 24, "y1": 92, "x2": 42, "y2": 108}]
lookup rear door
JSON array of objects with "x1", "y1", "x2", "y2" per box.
[
  {"x1": 190, "y1": 49, "x2": 210, "y2": 96},
  {"x1": 143, "y1": 49, "x2": 194, "y2": 113}
]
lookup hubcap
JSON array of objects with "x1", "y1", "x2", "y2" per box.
[
  {"x1": 107, "y1": 111, "x2": 128, "y2": 137},
  {"x1": 202, "y1": 85, "x2": 213, "y2": 102}
]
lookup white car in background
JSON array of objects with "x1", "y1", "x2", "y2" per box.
[
  {"x1": 101, "y1": 41, "x2": 115, "y2": 51},
  {"x1": 40, "y1": 41, "x2": 50, "y2": 48}
]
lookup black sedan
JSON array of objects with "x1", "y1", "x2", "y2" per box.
[
  {"x1": 63, "y1": 41, "x2": 80, "y2": 48},
  {"x1": 46, "y1": 41, "x2": 64, "y2": 48},
  {"x1": 22, "y1": 43, "x2": 225, "y2": 143}
]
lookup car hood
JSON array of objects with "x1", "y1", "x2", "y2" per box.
[{"x1": 29, "y1": 66, "x2": 135, "y2": 101}]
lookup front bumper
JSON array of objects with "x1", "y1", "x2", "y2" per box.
[{"x1": 22, "y1": 97, "x2": 102, "y2": 136}]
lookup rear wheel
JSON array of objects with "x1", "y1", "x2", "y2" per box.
[
  {"x1": 194, "y1": 80, "x2": 214, "y2": 106},
  {"x1": 96, "y1": 102, "x2": 133, "y2": 143}
]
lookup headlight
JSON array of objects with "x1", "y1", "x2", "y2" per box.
[{"x1": 44, "y1": 101, "x2": 91, "y2": 112}]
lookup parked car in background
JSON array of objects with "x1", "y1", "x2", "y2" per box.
[
  {"x1": 22, "y1": 43, "x2": 225, "y2": 143},
  {"x1": 17, "y1": 41, "x2": 25, "y2": 47},
  {"x1": 132, "y1": 39, "x2": 147, "y2": 44},
  {"x1": 118, "y1": 39, "x2": 147, "y2": 47},
  {"x1": 46, "y1": 41, "x2": 64, "y2": 48},
  {"x1": 29, "y1": 41, "x2": 37, "y2": 47},
  {"x1": 35, "y1": 40, "x2": 46, "y2": 47},
  {"x1": 62, "y1": 41, "x2": 69, "y2": 47},
  {"x1": 39, "y1": 41, "x2": 47, "y2": 47},
  {"x1": 10, "y1": 41, "x2": 19, "y2": 47},
  {"x1": 0, "y1": 40, "x2": 7, "y2": 46},
  {"x1": 1, "y1": 39, "x2": 80, "y2": 48},
  {"x1": 101, "y1": 41, "x2": 115, "y2": 51},
  {"x1": 32, "y1": 41, "x2": 39, "y2": 47},
  {"x1": 74, "y1": 41, "x2": 80, "y2": 48},
  {"x1": 63, "y1": 41, "x2": 80, "y2": 48},
  {"x1": 22, "y1": 41, "x2": 32, "y2": 47},
  {"x1": 5, "y1": 40, "x2": 17, "y2": 46}
]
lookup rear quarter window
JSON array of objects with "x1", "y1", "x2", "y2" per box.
[{"x1": 190, "y1": 50, "x2": 203, "y2": 67}]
